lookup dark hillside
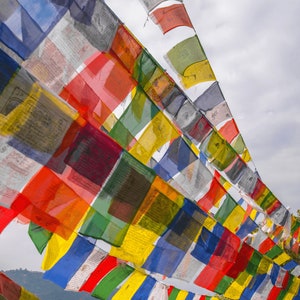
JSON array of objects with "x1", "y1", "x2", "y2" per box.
[{"x1": 3, "y1": 269, "x2": 94, "y2": 300}]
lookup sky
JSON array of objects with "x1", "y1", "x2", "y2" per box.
[{"x1": 0, "y1": 0, "x2": 300, "y2": 282}]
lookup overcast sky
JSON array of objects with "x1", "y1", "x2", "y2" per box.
[{"x1": 1, "y1": 0, "x2": 300, "y2": 277}]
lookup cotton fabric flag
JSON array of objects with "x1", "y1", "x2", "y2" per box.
[
  {"x1": 150, "y1": 4, "x2": 193, "y2": 34},
  {"x1": 166, "y1": 36, "x2": 215, "y2": 88}
]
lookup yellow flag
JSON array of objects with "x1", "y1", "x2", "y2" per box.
[
  {"x1": 273, "y1": 252, "x2": 291, "y2": 266},
  {"x1": 110, "y1": 225, "x2": 157, "y2": 266},
  {"x1": 224, "y1": 271, "x2": 252, "y2": 299},
  {"x1": 20, "y1": 287, "x2": 40, "y2": 300},
  {"x1": 223, "y1": 205, "x2": 245, "y2": 232},
  {"x1": 111, "y1": 271, "x2": 147, "y2": 299},
  {"x1": 175, "y1": 290, "x2": 189, "y2": 300},
  {"x1": 130, "y1": 111, "x2": 179, "y2": 164},
  {"x1": 41, "y1": 231, "x2": 77, "y2": 270},
  {"x1": 182, "y1": 60, "x2": 216, "y2": 89},
  {"x1": 41, "y1": 208, "x2": 89, "y2": 270}
]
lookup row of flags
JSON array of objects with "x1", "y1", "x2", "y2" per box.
[
  {"x1": 0, "y1": 0, "x2": 299, "y2": 298},
  {"x1": 136, "y1": 0, "x2": 298, "y2": 253}
]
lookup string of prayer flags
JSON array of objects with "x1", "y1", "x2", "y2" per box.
[
  {"x1": 13, "y1": 28, "x2": 298, "y2": 278},
  {"x1": 104, "y1": 1, "x2": 300, "y2": 294},
  {"x1": 27, "y1": 130, "x2": 298, "y2": 298},
  {"x1": 1, "y1": 0, "x2": 300, "y2": 299},
  {"x1": 140, "y1": 1, "x2": 216, "y2": 89},
  {"x1": 15, "y1": 0, "x2": 292, "y2": 254},
  {"x1": 41, "y1": 233, "x2": 216, "y2": 299},
  {"x1": 0, "y1": 6, "x2": 296, "y2": 264},
  {"x1": 136, "y1": 0, "x2": 294, "y2": 234},
  {"x1": 40, "y1": 223, "x2": 300, "y2": 299},
  {"x1": 141, "y1": 0, "x2": 252, "y2": 164},
  {"x1": 0, "y1": 0, "x2": 290, "y2": 248},
  {"x1": 138, "y1": 1, "x2": 294, "y2": 242}
]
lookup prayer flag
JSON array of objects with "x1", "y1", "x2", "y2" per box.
[{"x1": 150, "y1": 4, "x2": 193, "y2": 34}]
